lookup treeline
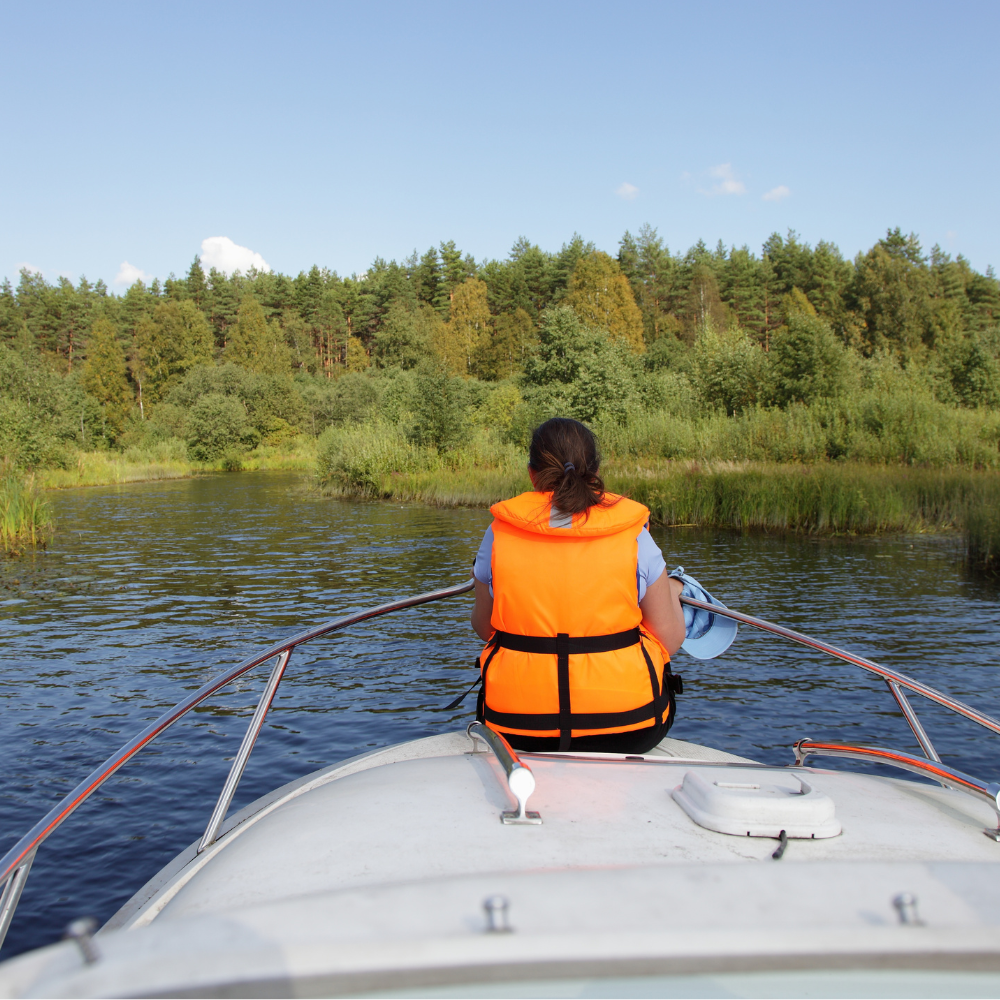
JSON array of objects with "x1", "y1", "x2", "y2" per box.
[{"x1": 2, "y1": 227, "x2": 1000, "y2": 472}]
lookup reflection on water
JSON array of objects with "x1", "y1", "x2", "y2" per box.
[{"x1": 0, "y1": 471, "x2": 998, "y2": 956}]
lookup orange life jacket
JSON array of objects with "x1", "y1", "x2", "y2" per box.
[{"x1": 480, "y1": 491, "x2": 671, "y2": 750}]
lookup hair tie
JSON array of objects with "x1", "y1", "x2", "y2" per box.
[{"x1": 563, "y1": 462, "x2": 576, "y2": 474}]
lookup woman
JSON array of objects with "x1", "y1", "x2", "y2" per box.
[{"x1": 471, "y1": 417, "x2": 686, "y2": 754}]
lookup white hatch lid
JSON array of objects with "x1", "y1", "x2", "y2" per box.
[{"x1": 672, "y1": 768, "x2": 842, "y2": 839}]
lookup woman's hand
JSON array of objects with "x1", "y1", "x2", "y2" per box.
[
  {"x1": 471, "y1": 579, "x2": 494, "y2": 641},
  {"x1": 639, "y1": 571, "x2": 686, "y2": 656}
]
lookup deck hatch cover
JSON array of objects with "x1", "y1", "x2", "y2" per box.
[{"x1": 672, "y1": 768, "x2": 842, "y2": 839}]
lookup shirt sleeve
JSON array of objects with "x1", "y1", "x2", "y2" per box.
[
  {"x1": 473, "y1": 525, "x2": 494, "y2": 595},
  {"x1": 636, "y1": 526, "x2": 666, "y2": 604}
]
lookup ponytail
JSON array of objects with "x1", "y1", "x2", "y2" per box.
[{"x1": 528, "y1": 418, "x2": 612, "y2": 517}]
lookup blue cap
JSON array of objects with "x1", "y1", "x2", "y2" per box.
[{"x1": 669, "y1": 568, "x2": 739, "y2": 660}]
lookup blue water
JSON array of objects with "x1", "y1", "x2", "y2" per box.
[{"x1": 1, "y1": 471, "x2": 998, "y2": 958}]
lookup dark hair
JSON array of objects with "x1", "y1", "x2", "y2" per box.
[{"x1": 528, "y1": 418, "x2": 612, "y2": 516}]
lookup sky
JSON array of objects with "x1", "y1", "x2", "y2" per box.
[{"x1": 2, "y1": 0, "x2": 997, "y2": 290}]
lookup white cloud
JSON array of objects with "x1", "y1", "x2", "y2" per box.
[
  {"x1": 616, "y1": 181, "x2": 639, "y2": 200},
  {"x1": 15, "y1": 262, "x2": 43, "y2": 275},
  {"x1": 762, "y1": 185, "x2": 791, "y2": 202},
  {"x1": 706, "y1": 163, "x2": 746, "y2": 196},
  {"x1": 200, "y1": 236, "x2": 271, "y2": 275},
  {"x1": 114, "y1": 261, "x2": 154, "y2": 287}
]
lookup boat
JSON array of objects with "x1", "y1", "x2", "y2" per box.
[{"x1": 0, "y1": 579, "x2": 999, "y2": 998}]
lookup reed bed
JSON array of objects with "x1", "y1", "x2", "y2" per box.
[
  {"x1": 965, "y1": 494, "x2": 1000, "y2": 578},
  {"x1": 315, "y1": 425, "x2": 1000, "y2": 557},
  {"x1": 610, "y1": 462, "x2": 990, "y2": 534},
  {"x1": 0, "y1": 465, "x2": 52, "y2": 554}
]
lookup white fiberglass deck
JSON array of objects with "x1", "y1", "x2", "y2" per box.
[{"x1": 107, "y1": 731, "x2": 1000, "y2": 930}]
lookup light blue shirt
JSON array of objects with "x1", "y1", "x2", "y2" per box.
[{"x1": 473, "y1": 523, "x2": 666, "y2": 603}]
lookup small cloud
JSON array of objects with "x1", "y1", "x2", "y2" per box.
[
  {"x1": 200, "y1": 236, "x2": 271, "y2": 275},
  {"x1": 616, "y1": 181, "x2": 639, "y2": 201},
  {"x1": 762, "y1": 185, "x2": 791, "y2": 202},
  {"x1": 946, "y1": 230, "x2": 958, "y2": 243},
  {"x1": 114, "y1": 261, "x2": 154, "y2": 287},
  {"x1": 15, "y1": 262, "x2": 43, "y2": 275},
  {"x1": 706, "y1": 163, "x2": 746, "y2": 196}
]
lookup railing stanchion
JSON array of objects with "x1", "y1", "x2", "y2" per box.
[
  {"x1": 199, "y1": 648, "x2": 293, "y2": 853},
  {"x1": 0, "y1": 851, "x2": 35, "y2": 951},
  {"x1": 885, "y1": 679, "x2": 941, "y2": 764}
]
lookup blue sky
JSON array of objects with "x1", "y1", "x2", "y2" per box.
[{"x1": 2, "y1": 0, "x2": 997, "y2": 288}]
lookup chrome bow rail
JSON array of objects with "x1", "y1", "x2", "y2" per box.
[
  {"x1": 0, "y1": 578, "x2": 476, "y2": 952},
  {"x1": 679, "y1": 595, "x2": 1000, "y2": 760},
  {"x1": 792, "y1": 739, "x2": 1000, "y2": 839}
]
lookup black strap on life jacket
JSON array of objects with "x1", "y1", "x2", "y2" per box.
[
  {"x1": 443, "y1": 656, "x2": 483, "y2": 711},
  {"x1": 481, "y1": 627, "x2": 670, "y2": 751}
]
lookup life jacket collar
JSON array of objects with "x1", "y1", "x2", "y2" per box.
[{"x1": 490, "y1": 491, "x2": 649, "y2": 538}]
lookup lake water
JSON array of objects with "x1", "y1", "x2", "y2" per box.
[{"x1": 1, "y1": 471, "x2": 999, "y2": 958}]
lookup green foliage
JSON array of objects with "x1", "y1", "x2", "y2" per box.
[
  {"x1": 169, "y1": 363, "x2": 304, "y2": 442},
  {"x1": 692, "y1": 327, "x2": 768, "y2": 415},
  {"x1": 0, "y1": 463, "x2": 51, "y2": 553},
  {"x1": 296, "y1": 372, "x2": 378, "y2": 433},
  {"x1": 81, "y1": 318, "x2": 131, "y2": 441},
  {"x1": 374, "y1": 301, "x2": 436, "y2": 369},
  {"x1": 132, "y1": 299, "x2": 214, "y2": 408},
  {"x1": 476, "y1": 308, "x2": 535, "y2": 381},
  {"x1": 226, "y1": 295, "x2": 291, "y2": 375},
  {"x1": 523, "y1": 306, "x2": 605, "y2": 388},
  {"x1": 185, "y1": 392, "x2": 258, "y2": 461},
  {"x1": 565, "y1": 252, "x2": 644, "y2": 351},
  {"x1": 614, "y1": 463, "x2": 980, "y2": 534},
  {"x1": 769, "y1": 314, "x2": 849, "y2": 406},
  {"x1": 410, "y1": 363, "x2": 467, "y2": 449},
  {"x1": 317, "y1": 422, "x2": 436, "y2": 495},
  {"x1": 4, "y1": 225, "x2": 1000, "y2": 494},
  {"x1": 965, "y1": 487, "x2": 1000, "y2": 576}
]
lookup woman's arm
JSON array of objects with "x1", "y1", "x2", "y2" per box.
[
  {"x1": 639, "y1": 571, "x2": 686, "y2": 655},
  {"x1": 471, "y1": 579, "x2": 494, "y2": 641}
]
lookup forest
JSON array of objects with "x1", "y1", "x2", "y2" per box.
[{"x1": 2, "y1": 226, "x2": 1000, "y2": 564}]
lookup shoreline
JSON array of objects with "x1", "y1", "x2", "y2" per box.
[
  {"x1": 19, "y1": 454, "x2": 1000, "y2": 574},
  {"x1": 317, "y1": 459, "x2": 1000, "y2": 532},
  {"x1": 34, "y1": 444, "x2": 317, "y2": 491}
]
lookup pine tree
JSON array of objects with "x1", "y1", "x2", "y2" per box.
[
  {"x1": 82, "y1": 317, "x2": 131, "y2": 438},
  {"x1": 438, "y1": 241, "x2": 472, "y2": 311},
  {"x1": 415, "y1": 248, "x2": 442, "y2": 308},
  {"x1": 618, "y1": 225, "x2": 680, "y2": 344},
  {"x1": 187, "y1": 257, "x2": 207, "y2": 308}
]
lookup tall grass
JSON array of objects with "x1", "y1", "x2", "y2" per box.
[
  {"x1": 315, "y1": 423, "x2": 1000, "y2": 560},
  {"x1": 965, "y1": 486, "x2": 1000, "y2": 577},
  {"x1": 35, "y1": 436, "x2": 318, "y2": 488},
  {"x1": 1, "y1": 464, "x2": 51, "y2": 554},
  {"x1": 316, "y1": 424, "x2": 530, "y2": 505},
  {"x1": 609, "y1": 462, "x2": 989, "y2": 534},
  {"x1": 36, "y1": 441, "x2": 192, "y2": 489},
  {"x1": 593, "y1": 395, "x2": 1000, "y2": 468}
]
